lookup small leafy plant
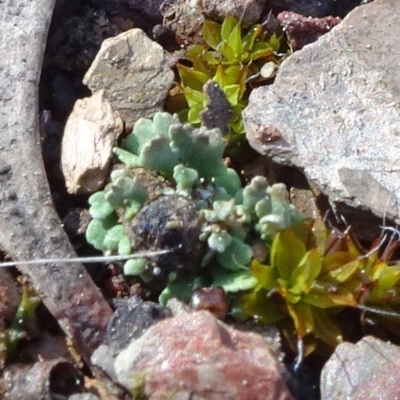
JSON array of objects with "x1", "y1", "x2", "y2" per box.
[
  {"x1": 167, "y1": 15, "x2": 288, "y2": 135},
  {"x1": 241, "y1": 218, "x2": 400, "y2": 360},
  {"x1": 85, "y1": 112, "x2": 302, "y2": 306}
]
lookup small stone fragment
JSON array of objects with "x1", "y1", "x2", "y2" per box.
[
  {"x1": 190, "y1": 286, "x2": 229, "y2": 319},
  {"x1": 200, "y1": 80, "x2": 233, "y2": 135},
  {"x1": 83, "y1": 28, "x2": 174, "y2": 127},
  {"x1": 61, "y1": 90, "x2": 123, "y2": 195},
  {"x1": 106, "y1": 296, "x2": 171, "y2": 353},
  {"x1": 125, "y1": 194, "x2": 205, "y2": 276},
  {"x1": 114, "y1": 310, "x2": 294, "y2": 399},
  {"x1": 277, "y1": 11, "x2": 342, "y2": 50},
  {"x1": 201, "y1": 0, "x2": 267, "y2": 27}
]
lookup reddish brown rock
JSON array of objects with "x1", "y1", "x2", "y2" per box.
[
  {"x1": 278, "y1": 11, "x2": 342, "y2": 50},
  {"x1": 114, "y1": 310, "x2": 293, "y2": 399}
]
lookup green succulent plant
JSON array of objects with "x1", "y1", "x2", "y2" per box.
[
  {"x1": 167, "y1": 15, "x2": 288, "y2": 136},
  {"x1": 241, "y1": 218, "x2": 400, "y2": 360},
  {"x1": 86, "y1": 112, "x2": 303, "y2": 307}
]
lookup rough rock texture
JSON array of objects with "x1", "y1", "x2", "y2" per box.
[
  {"x1": 61, "y1": 90, "x2": 123, "y2": 195},
  {"x1": 0, "y1": 0, "x2": 113, "y2": 366},
  {"x1": 320, "y1": 336, "x2": 400, "y2": 399},
  {"x1": 202, "y1": 0, "x2": 267, "y2": 27},
  {"x1": 4, "y1": 358, "x2": 82, "y2": 400},
  {"x1": 271, "y1": 0, "x2": 337, "y2": 17},
  {"x1": 106, "y1": 296, "x2": 171, "y2": 353},
  {"x1": 83, "y1": 28, "x2": 174, "y2": 127},
  {"x1": 114, "y1": 310, "x2": 293, "y2": 400},
  {"x1": 243, "y1": 0, "x2": 400, "y2": 240},
  {"x1": 277, "y1": 11, "x2": 342, "y2": 50},
  {"x1": 0, "y1": 270, "x2": 21, "y2": 321}
]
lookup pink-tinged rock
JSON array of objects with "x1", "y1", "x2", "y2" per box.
[
  {"x1": 114, "y1": 310, "x2": 293, "y2": 400},
  {"x1": 320, "y1": 336, "x2": 400, "y2": 400}
]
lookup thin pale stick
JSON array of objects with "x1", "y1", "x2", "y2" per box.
[{"x1": 0, "y1": 247, "x2": 181, "y2": 268}]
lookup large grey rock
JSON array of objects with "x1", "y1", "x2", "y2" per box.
[
  {"x1": 83, "y1": 29, "x2": 174, "y2": 127},
  {"x1": 243, "y1": 0, "x2": 400, "y2": 240},
  {"x1": 320, "y1": 336, "x2": 400, "y2": 400}
]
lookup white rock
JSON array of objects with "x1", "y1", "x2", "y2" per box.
[{"x1": 61, "y1": 90, "x2": 123, "y2": 195}]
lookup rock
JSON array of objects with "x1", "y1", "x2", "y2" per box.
[
  {"x1": 201, "y1": 0, "x2": 267, "y2": 27},
  {"x1": 271, "y1": 0, "x2": 336, "y2": 17},
  {"x1": 0, "y1": 270, "x2": 21, "y2": 322},
  {"x1": 114, "y1": 310, "x2": 293, "y2": 399},
  {"x1": 106, "y1": 296, "x2": 171, "y2": 353},
  {"x1": 277, "y1": 12, "x2": 341, "y2": 50},
  {"x1": 320, "y1": 336, "x2": 400, "y2": 399},
  {"x1": 243, "y1": 0, "x2": 400, "y2": 240},
  {"x1": 61, "y1": 90, "x2": 123, "y2": 195},
  {"x1": 4, "y1": 358, "x2": 83, "y2": 400},
  {"x1": 83, "y1": 28, "x2": 174, "y2": 127},
  {"x1": 160, "y1": 0, "x2": 205, "y2": 46}
]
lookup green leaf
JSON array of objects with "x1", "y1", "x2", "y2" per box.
[
  {"x1": 182, "y1": 86, "x2": 207, "y2": 108},
  {"x1": 250, "y1": 41, "x2": 273, "y2": 60},
  {"x1": 303, "y1": 287, "x2": 357, "y2": 308},
  {"x1": 227, "y1": 21, "x2": 242, "y2": 56},
  {"x1": 103, "y1": 224, "x2": 126, "y2": 250},
  {"x1": 202, "y1": 20, "x2": 222, "y2": 50},
  {"x1": 139, "y1": 136, "x2": 178, "y2": 177},
  {"x1": 217, "y1": 237, "x2": 252, "y2": 270},
  {"x1": 113, "y1": 147, "x2": 141, "y2": 167},
  {"x1": 287, "y1": 302, "x2": 314, "y2": 338},
  {"x1": 290, "y1": 249, "x2": 322, "y2": 294},
  {"x1": 250, "y1": 259, "x2": 278, "y2": 291},
  {"x1": 218, "y1": 41, "x2": 237, "y2": 64},
  {"x1": 124, "y1": 258, "x2": 147, "y2": 276},
  {"x1": 221, "y1": 15, "x2": 238, "y2": 43},
  {"x1": 86, "y1": 217, "x2": 117, "y2": 251},
  {"x1": 242, "y1": 25, "x2": 262, "y2": 54},
  {"x1": 213, "y1": 168, "x2": 242, "y2": 196},
  {"x1": 222, "y1": 84, "x2": 241, "y2": 106},
  {"x1": 105, "y1": 177, "x2": 148, "y2": 211},
  {"x1": 312, "y1": 308, "x2": 343, "y2": 347},
  {"x1": 271, "y1": 229, "x2": 307, "y2": 282},
  {"x1": 177, "y1": 64, "x2": 209, "y2": 91},
  {"x1": 241, "y1": 286, "x2": 286, "y2": 323},
  {"x1": 88, "y1": 191, "x2": 114, "y2": 220},
  {"x1": 212, "y1": 268, "x2": 257, "y2": 292}
]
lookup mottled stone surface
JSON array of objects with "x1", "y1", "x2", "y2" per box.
[
  {"x1": 202, "y1": 0, "x2": 267, "y2": 27},
  {"x1": 61, "y1": 90, "x2": 123, "y2": 195},
  {"x1": 320, "y1": 336, "x2": 400, "y2": 400},
  {"x1": 114, "y1": 310, "x2": 293, "y2": 399},
  {"x1": 83, "y1": 28, "x2": 174, "y2": 127},
  {"x1": 243, "y1": 0, "x2": 400, "y2": 240}
]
